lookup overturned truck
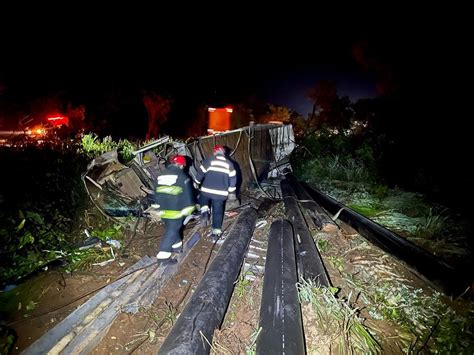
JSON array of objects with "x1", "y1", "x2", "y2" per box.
[{"x1": 82, "y1": 124, "x2": 295, "y2": 218}]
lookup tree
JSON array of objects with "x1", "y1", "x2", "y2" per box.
[
  {"x1": 328, "y1": 96, "x2": 353, "y2": 129},
  {"x1": 66, "y1": 103, "x2": 86, "y2": 132},
  {"x1": 257, "y1": 104, "x2": 291, "y2": 124},
  {"x1": 143, "y1": 92, "x2": 172, "y2": 140},
  {"x1": 268, "y1": 104, "x2": 291, "y2": 123},
  {"x1": 307, "y1": 80, "x2": 338, "y2": 126},
  {"x1": 307, "y1": 81, "x2": 353, "y2": 130}
]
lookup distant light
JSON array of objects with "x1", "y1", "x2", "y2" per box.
[
  {"x1": 208, "y1": 107, "x2": 216, "y2": 112},
  {"x1": 225, "y1": 107, "x2": 233, "y2": 113},
  {"x1": 46, "y1": 115, "x2": 69, "y2": 127},
  {"x1": 26, "y1": 125, "x2": 46, "y2": 137}
]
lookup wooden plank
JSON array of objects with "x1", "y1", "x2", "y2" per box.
[
  {"x1": 23, "y1": 230, "x2": 202, "y2": 354},
  {"x1": 22, "y1": 256, "x2": 154, "y2": 355}
]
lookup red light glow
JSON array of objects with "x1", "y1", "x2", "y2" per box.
[{"x1": 46, "y1": 115, "x2": 69, "y2": 127}]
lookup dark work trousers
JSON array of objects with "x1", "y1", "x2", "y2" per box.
[
  {"x1": 199, "y1": 194, "x2": 226, "y2": 230},
  {"x1": 160, "y1": 217, "x2": 184, "y2": 252}
]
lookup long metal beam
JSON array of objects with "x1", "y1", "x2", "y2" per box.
[
  {"x1": 286, "y1": 173, "x2": 337, "y2": 232},
  {"x1": 281, "y1": 179, "x2": 331, "y2": 286},
  {"x1": 256, "y1": 220, "x2": 305, "y2": 355},
  {"x1": 158, "y1": 207, "x2": 258, "y2": 354},
  {"x1": 302, "y1": 182, "x2": 469, "y2": 296}
]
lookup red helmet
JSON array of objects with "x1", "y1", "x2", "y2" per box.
[
  {"x1": 213, "y1": 145, "x2": 225, "y2": 154},
  {"x1": 169, "y1": 155, "x2": 186, "y2": 167}
]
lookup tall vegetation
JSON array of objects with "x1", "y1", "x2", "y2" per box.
[
  {"x1": 0, "y1": 142, "x2": 89, "y2": 284},
  {"x1": 0, "y1": 134, "x2": 139, "y2": 285},
  {"x1": 292, "y1": 129, "x2": 468, "y2": 261}
]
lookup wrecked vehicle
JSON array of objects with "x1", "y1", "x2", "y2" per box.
[{"x1": 82, "y1": 124, "x2": 295, "y2": 219}]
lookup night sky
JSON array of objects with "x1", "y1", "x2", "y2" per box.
[
  {"x1": 0, "y1": 62, "x2": 378, "y2": 113},
  {"x1": 0, "y1": 15, "x2": 472, "y2": 212},
  {"x1": 0, "y1": 20, "x2": 467, "y2": 160},
  {"x1": 0, "y1": 34, "x2": 391, "y2": 119},
  {"x1": 0, "y1": 20, "x2": 399, "y2": 114}
]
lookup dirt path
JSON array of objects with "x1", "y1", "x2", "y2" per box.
[{"x1": 5, "y1": 195, "x2": 472, "y2": 354}]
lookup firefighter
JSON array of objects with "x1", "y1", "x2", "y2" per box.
[
  {"x1": 194, "y1": 145, "x2": 237, "y2": 241},
  {"x1": 153, "y1": 155, "x2": 196, "y2": 264}
]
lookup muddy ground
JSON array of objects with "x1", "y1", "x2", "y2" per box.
[{"x1": 4, "y1": 192, "x2": 472, "y2": 354}]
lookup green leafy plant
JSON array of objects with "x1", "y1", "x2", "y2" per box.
[
  {"x1": 80, "y1": 134, "x2": 117, "y2": 158},
  {"x1": 1, "y1": 142, "x2": 90, "y2": 284},
  {"x1": 349, "y1": 204, "x2": 382, "y2": 218},
  {"x1": 328, "y1": 256, "x2": 345, "y2": 272},
  {"x1": 90, "y1": 223, "x2": 124, "y2": 243},
  {"x1": 371, "y1": 184, "x2": 390, "y2": 201},
  {"x1": 234, "y1": 271, "x2": 253, "y2": 298},
  {"x1": 413, "y1": 208, "x2": 449, "y2": 240},
  {"x1": 80, "y1": 133, "x2": 136, "y2": 163},
  {"x1": 317, "y1": 239, "x2": 331, "y2": 253},
  {"x1": 0, "y1": 211, "x2": 71, "y2": 283},
  {"x1": 67, "y1": 247, "x2": 113, "y2": 271}
]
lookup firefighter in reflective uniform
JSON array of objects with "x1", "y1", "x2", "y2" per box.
[
  {"x1": 194, "y1": 145, "x2": 237, "y2": 241},
  {"x1": 153, "y1": 155, "x2": 196, "y2": 264}
]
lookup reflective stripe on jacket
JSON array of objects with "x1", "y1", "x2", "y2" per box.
[
  {"x1": 154, "y1": 165, "x2": 196, "y2": 219},
  {"x1": 195, "y1": 154, "x2": 237, "y2": 200}
]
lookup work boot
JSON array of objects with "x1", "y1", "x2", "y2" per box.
[
  {"x1": 200, "y1": 211, "x2": 210, "y2": 227},
  {"x1": 156, "y1": 251, "x2": 178, "y2": 265},
  {"x1": 172, "y1": 241, "x2": 183, "y2": 253},
  {"x1": 211, "y1": 228, "x2": 222, "y2": 243}
]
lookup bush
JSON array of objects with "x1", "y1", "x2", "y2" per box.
[
  {"x1": 0, "y1": 142, "x2": 89, "y2": 284},
  {"x1": 292, "y1": 130, "x2": 379, "y2": 185},
  {"x1": 80, "y1": 133, "x2": 136, "y2": 163},
  {"x1": 296, "y1": 154, "x2": 372, "y2": 185}
]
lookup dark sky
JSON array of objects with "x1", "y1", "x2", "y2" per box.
[
  {"x1": 1, "y1": 14, "x2": 471, "y2": 203},
  {"x1": 0, "y1": 34, "x2": 390, "y2": 116},
  {"x1": 0, "y1": 11, "x2": 404, "y2": 104},
  {"x1": 0, "y1": 18, "x2": 463, "y2": 127}
]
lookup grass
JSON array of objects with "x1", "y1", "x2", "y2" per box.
[
  {"x1": 297, "y1": 279, "x2": 381, "y2": 354},
  {"x1": 205, "y1": 331, "x2": 231, "y2": 354},
  {"x1": 162, "y1": 301, "x2": 178, "y2": 325},
  {"x1": 293, "y1": 131, "x2": 473, "y2": 352},
  {"x1": 317, "y1": 239, "x2": 331, "y2": 253},
  {"x1": 293, "y1": 130, "x2": 469, "y2": 259},
  {"x1": 246, "y1": 327, "x2": 262, "y2": 355},
  {"x1": 342, "y1": 267, "x2": 474, "y2": 353},
  {"x1": 67, "y1": 247, "x2": 114, "y2": 271},
  {"x1": 349, "y1": 204, "x2": 383, "y2": 218},
  {"x1": 372, "y1": 212, "x2": 420, "y2": 234},
  {"x1": 294, "y1": 144, "x2": 456, "y2": 254},
  {"x1": 328, "y1": 256, "x2": 345, "y2": 272},
  {"x1": 234, "y1": 271, "x2": 253, "y2": 298},
  {"x1": 143, "y1": 301, "x2": 179, "y2": 327},
  {"x1": 413, "y1": 208, "x2": 449, "y2": 239},
  {"x1": 382, "y1": 190, "x2": 429, "y2": 217},
  {"x1": 124, "y1": 302, "x2": 180, "y2": 351},
  {"x1": 318, "y1": 182, "x2": 468, "y2": 259},
  {"x1": 298, "y1": 155, "x2": 372, "y2": 186}
]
